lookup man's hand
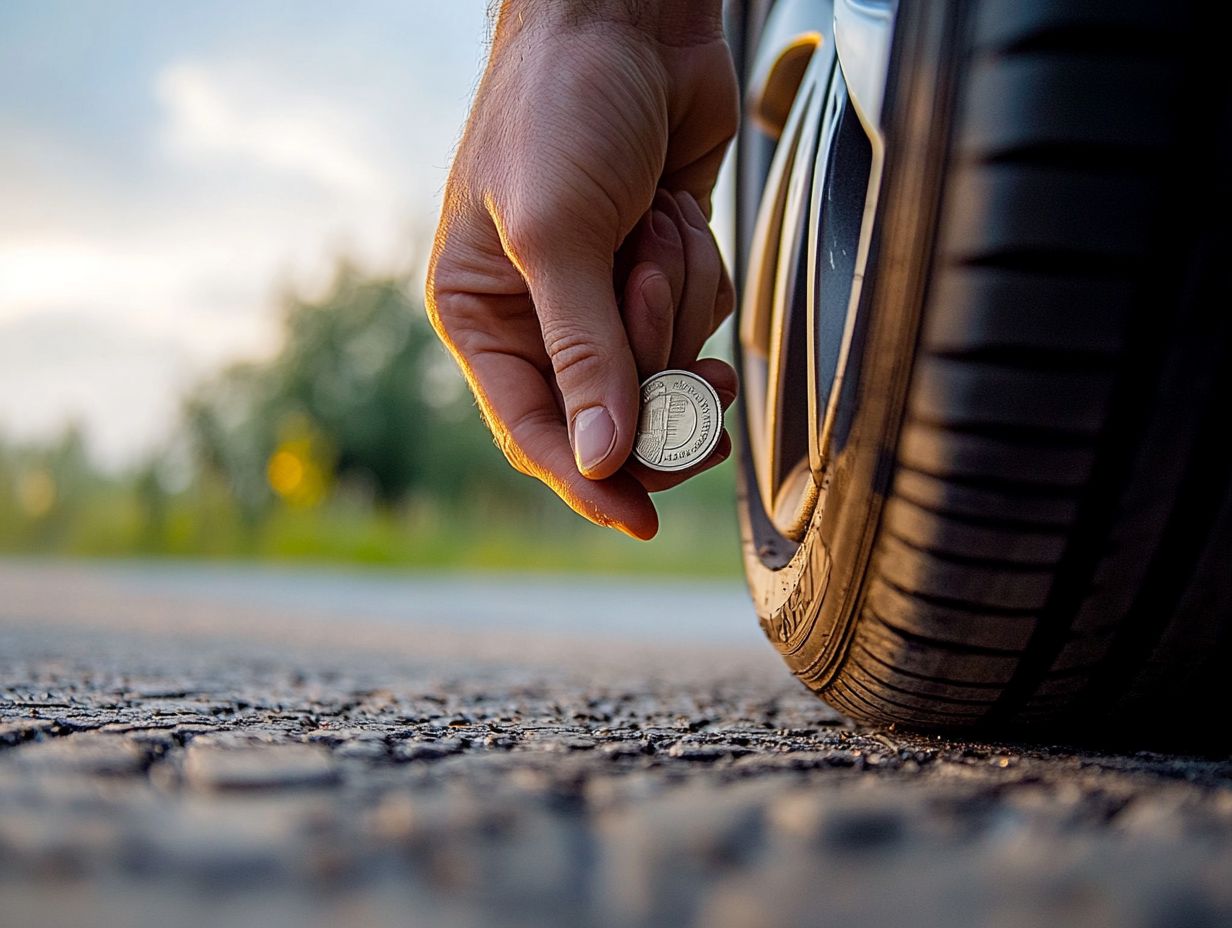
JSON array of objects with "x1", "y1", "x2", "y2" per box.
[{"x1": 426, "y1": 0, "x2": 738, "y2": 539}]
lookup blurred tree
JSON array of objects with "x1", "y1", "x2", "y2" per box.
[
  {"x1": 183, "y1": 262, "x2": 521, "y2": 516},
  {"x1": 0, "y1": 424, "x2": 94, "y2": 549},
  {"x1": 0, "y1": 262, "x2": 739, "y2": 573}
]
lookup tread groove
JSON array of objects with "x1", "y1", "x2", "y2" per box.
[
  {"x1": 972, "y1": 142, "x2": 1165, "y2": 176},
  {"x1": 852, "y1": 658, "x2": 1001, "y2": 707},
  {"x1": 841, "y1": 674, "x2": 988, "y2": 721},
  {"x1": 874, "y1": 575, "x2": 1041, "y2": 619},
  {"x1": 906, "y1": 415, "x2": 1100, "y2": 449},
  {"x1": 882, "y1": 527, "x2": 1060, "y2": 573},
  {"x1": 867, "y1": 609, "x2": 1028, "y2": 657},
  {"x1": 956, "y1": 248, "x2": 1139, "y2": 277},
  {"x1": 896, "y1": 463, "x2": 1085, "y2": 498},
  {"x1": 855, "y1": 642, "x2": 1009, "y2": 691},
  {"x1": 891, "y1": 489, "x2": 1073, "y2": 535}
]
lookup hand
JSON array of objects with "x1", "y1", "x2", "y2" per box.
[{"x1": 426, "y1": 0, "x2": 738, "y2": 539}]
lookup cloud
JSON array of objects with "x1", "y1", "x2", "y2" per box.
[
  {"x1": 156, "y1": 61, "x2": 391, "y2": 198},
  {"x1": 0, "y1": 5, "x2": 488, "y2": 466},
  {"x1": 0, "y1": 311, "x2": 197, "y2": 466},
  {"x1": 0, "y1": 238, "x2": 190, "y2": 321}
]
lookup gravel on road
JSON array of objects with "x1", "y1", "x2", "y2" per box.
[{"x1": 2, "y1": 561, "x2": 1231, "y2": 928}]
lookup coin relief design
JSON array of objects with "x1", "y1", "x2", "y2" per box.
[{"x1": 632, "y1": 370, "x2": 723, "y2": 472}]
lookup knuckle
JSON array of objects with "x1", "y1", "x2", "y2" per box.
[
  {"x1": 541, "y1": 320, "x2": 604, "y2": 387},
  {"x1": 423, "y1": 289, "x2": 466, "y2": 355},
  {"x1": 505, "y1": 199, "x2": 570, "y2": 259},
  {"x1": 505, "y1": 188, "x2": 615, "y2": 264},
  {"x1": 424, "y1": 259, "x2": 459, "y2": 339},
  {"x1": 423, "y1": 274, "x2": 484, "y2": 359}
]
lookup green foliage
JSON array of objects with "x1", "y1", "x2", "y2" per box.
[
  {"x1": 0, "y1": 262, "x2": 741, "y2": 576},
  {"x1": 185, "y1": 264, "x2": 523, "y2": 515}
]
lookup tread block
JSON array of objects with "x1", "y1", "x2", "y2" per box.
[
  {"x1": 874, "y1": 535, "x2": 1054, "y2": 611},
  {"x1": 973, "y1": 0, "x2": 1181, "y2": 53},
  {"x1": 852, "y1": 645, "x2": 1005, "y2": 700},
  {"x1": 832, "y1": 677, "x2": 991, "y2": 723},
  {"x1": 855, "y1": 615, "x2": 1021, "y2": 685},
  {"x1": 942, "y1": 163, "x2": 1158, "y2": 262},
  {"x1": 910, "y1": 357, "x2": 1114, "y2": 433},
  {"x1": 960, "y1": 57, "x2": 1177, "y2": 160},
  {"x1": 867, "y1": 576, "x2": 1038, "y2": 651},
  {"x1": 898, "y1": 421, "x2": 1096, "y2": 486},
  {"x1": 923, "y1": 266, "x2": 1134, "y2": 355},
  {"x1": 892, "y1": 468, "x2": 1081, "y2": 524},
  {"x1": 884, "y1": 496, "x2": 1067, "y2": 564},
  {"x1": 848, "y1": 660, "x2": 999, "y2": 709}
]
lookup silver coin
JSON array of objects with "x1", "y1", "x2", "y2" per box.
[{"x1": 632, "y1": 370, "x2": 723, "y2": 472}]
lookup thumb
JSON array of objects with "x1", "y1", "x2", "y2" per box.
[{"x1": 527, "y1": 252, "x2": 640, "y2": 480}]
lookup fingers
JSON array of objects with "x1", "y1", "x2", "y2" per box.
[
  {"x1": 632, "y1": 431, "x2": 733, "y2": 494},
  {"x1": 463, "y1": 333, "x2": 660, "y2": 540},
  {"x1": 648, "y1": 191, "x2": 686, "y2": 308},
  {"x1": 667, "y1": 191, "x2": 724, "y2": 370},
  {"x1": 621, "y1": 189, "x2": 731, "y2": 377},
  {"x1": 689, "y1": 357, "x2": 739, "y2": 405},
  {"x1": 624, "y1": 358, "x2": 738, "y2": 494},
  {"x1": 667, "y1": 189, "x2": 733, "y2": 336},
  {"x1": 618, "y1": 196, "x2": 684, "y2": 379},
  {"x1": 622, "y1": 262, "x2": 674, "y2": 379}
]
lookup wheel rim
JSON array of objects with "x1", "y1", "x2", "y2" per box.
[{"x1": 737, "y1": 0, "x2": 895, "y2": 562}]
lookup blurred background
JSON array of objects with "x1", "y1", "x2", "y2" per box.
[{"x1": 0, "y1": 0, "x2": 741, "y2": 579}]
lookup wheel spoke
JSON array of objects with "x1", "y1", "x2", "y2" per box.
[
  {"x1": 740, "y1": 0, "x2": 895, "y2": 547},
  {"x1": 834, "y1": 0, "x2": 896, "y2": 135},
  {"x1": 745, "y1": 0, "x2": 835, "y2": 137},
  {"x1": 738, "y1": 84, "x2": 806, "y2": 508},
  {"x1": 805, "y1": 67, "x2": 850, "y2": 479},
  {"x1": 764, "y1": 61, "x2": 827, "y2": 520},
  {"x1": 739, "y1": 53, "x2": 821, "y2": 521}
]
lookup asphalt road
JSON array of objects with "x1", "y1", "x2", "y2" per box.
[{"x1": 2, "y1": 559, "x2": 1231, "y2": 928}]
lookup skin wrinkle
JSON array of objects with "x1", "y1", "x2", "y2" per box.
[{"x1": 542, "y1": 323, "x2": 609, "y2": 385}]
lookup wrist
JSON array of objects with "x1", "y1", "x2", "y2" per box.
[{"x1": 495, "y1": 0, "x2": 724, "y2": 45}]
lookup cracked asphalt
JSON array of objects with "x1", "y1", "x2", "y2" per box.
[{"x1": 2, "y1": 560, "x2": 1231, "y2": 928}]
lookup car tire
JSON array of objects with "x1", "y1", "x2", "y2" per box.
[{"x1": 730, "y1": 0, "x2": 1232, "y2": 743}]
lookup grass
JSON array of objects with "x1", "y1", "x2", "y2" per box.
[{"x1": 0, "y1": 461, "x2": 744, "y2": 578}]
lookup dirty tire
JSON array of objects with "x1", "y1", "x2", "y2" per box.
[{"x1": 733, "y1": 0, "x2": 1232, "y2": 743}]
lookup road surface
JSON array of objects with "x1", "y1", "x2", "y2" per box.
[{"x1": 1, "y1": 559, "x2": 1231, "y2": 928}]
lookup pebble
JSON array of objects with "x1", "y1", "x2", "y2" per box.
[
  {"x1": 2, "y1": 621, "x2": 1231, "y2": 928},
  {"x1": 182, "y1": 743, "x2": 338, "y2": 791}
]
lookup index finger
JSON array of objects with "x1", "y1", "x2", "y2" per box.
[{"x1": 465, "y1": 340, "x2": 660, "y2": 540}]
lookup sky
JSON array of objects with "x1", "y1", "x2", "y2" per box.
[{"x1": 0, "y1": 1, "x2": 490, "y2": 467}]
